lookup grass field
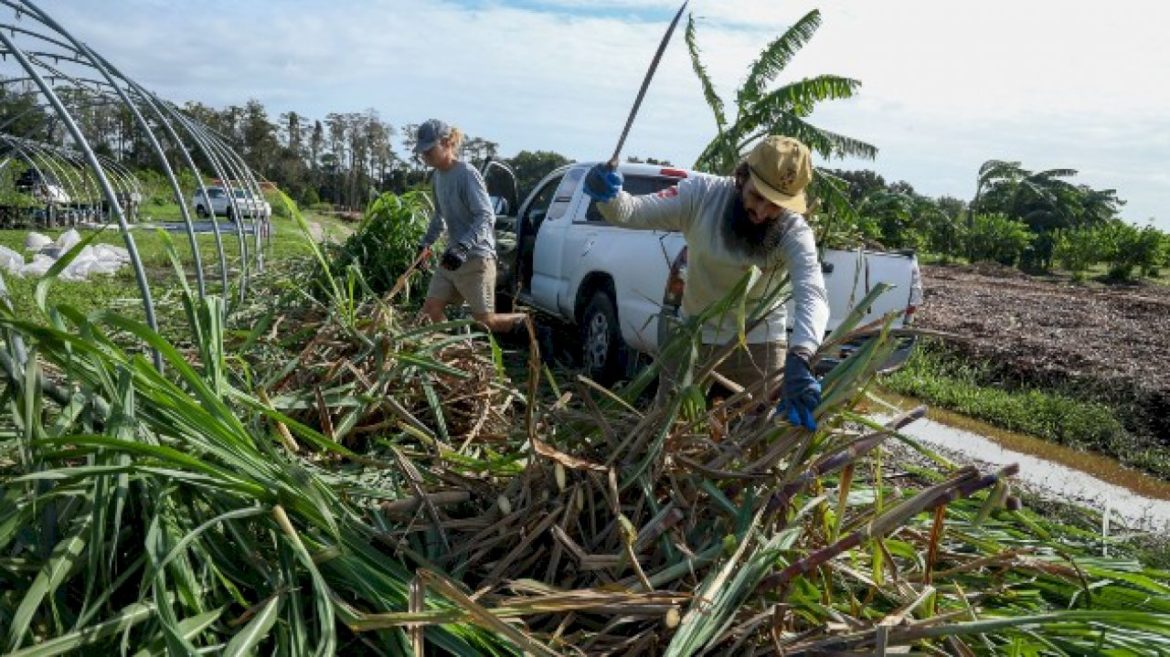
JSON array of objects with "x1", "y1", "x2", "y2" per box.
[{"x1": 0, "y1": 211, "x2": 353, "y2": 339}]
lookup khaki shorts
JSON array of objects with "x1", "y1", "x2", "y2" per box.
[
  {"x1": 426, "y1": 256, "x2": 496, "y2": 315},
  {"x1": 657, "y1": 340, "x2": 785, "y2": 405}
]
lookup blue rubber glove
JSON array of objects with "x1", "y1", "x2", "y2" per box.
[
  {"x1": 777, "y1": 350, "x2": 821, "y2": 430},
  {"x1": 583, "y1": 163, "x2": 623, "y2": 202},
  {"x1": 440, "y1": 243, "x2": 468, "y2": 271}
]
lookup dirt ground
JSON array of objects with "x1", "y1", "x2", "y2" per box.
[{"x1": 914, "y1": 263, "x2": 1170, "y2": 441}]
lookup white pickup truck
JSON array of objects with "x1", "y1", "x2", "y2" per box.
[{"x1": 491, "y1": 161, "x2": 922, "y2": 384}]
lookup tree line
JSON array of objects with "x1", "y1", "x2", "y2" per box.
[
  {"x1": 0, "y1": 83, "x2": 572, "y2": 211},
  {"x1": 820, "y1": 161, "x2": 1168, "y2": 281},
  {"x1": 2, "y1": 66, "x2": 1165, "y2": 282}
]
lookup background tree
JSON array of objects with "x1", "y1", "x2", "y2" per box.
[
  {"x1": 683, "y1": 9, "x2": 877, "y2": 253},
  {"x1": 462, "y1": 136, "x2": 499, "y2": 169},
  {"x1": 921, "y1": 196, "x2": 965, "y2": 260},
  {"x1": 505, "y1": 150, "x2": 573, "y2": 201},
  {"x1": 1052, "y1": 227, "x2": 1100, "y2": 281},
  {"x1": 1098, "y1": 220, "x2": 1166, "y2": 281},
  {"x1": 0, "y1": 83, "x2": 50, "y2": 139},
  {"x1": 823, "y1": 168, "x2": 887, "y2": 203},
  {"x1": 241, "y1": 99, "x2": 278, "y2": 179},
  {"x1": 625, "y1": 155, "x2": 674, "y2": 166},
  {"x1": 966, "y1": 213, "x2": 1033, "y2": 266},
  {"x1": 685, "y1": 9, "x2": 876, "y2": 174}
]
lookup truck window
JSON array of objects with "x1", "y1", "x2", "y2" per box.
[
  {"x1": 522, "y1": 174, "x2": 562, "y2": 236},
  {"x1": 547, "y1": 168, "x2": 584, "y2": 222},
  {"x1": 584, "y1": 175, "x2": 680, "y2": 223}
]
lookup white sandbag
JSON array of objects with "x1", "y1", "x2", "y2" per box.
[
  {"x1": 61, "y1": 261, "x2": 110, "y2": 282},
  {"x1": 24, "y1": 231, "x2": 52, "y2": 251},
  {"x1": 92, "y1": 243, "x2": 131, "y2": 263},
  {"x1": 58, "y1": 245, "x2": 127, "y2": 281},
  {"x1": 86, "y1": 259, "x2": 123, "y2": 276},
  {"x1": 59, "y1": 266, "x2": 87, "y2": 282},
  {"x1": 0, "y1": 245, "x2": 23, "y2": 273},
  {"x1": 55, "y1": 228, "x2": 82, "y2": 252},
  {"x1": 20, "y1": 254, "x2": 55, "y2": 278}
]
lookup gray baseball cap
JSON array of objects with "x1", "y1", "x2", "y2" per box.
[{"x1": 413, "y1": 119, "x2": 451, "y2": 154}]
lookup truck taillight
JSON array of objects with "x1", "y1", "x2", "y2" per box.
[
  {"x1": 662, "y1": 247, "x2": 688, "y2": 306},
  {"x1": 659, "y1": 167, "x2": 688, "y2": 178},
  {"x1": 903, "y1": 305, "x2": 917, "y2": 325}
]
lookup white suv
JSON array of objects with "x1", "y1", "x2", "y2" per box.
[{"x1": 192, "y1": 186, "x2": 270, "y2": 220}]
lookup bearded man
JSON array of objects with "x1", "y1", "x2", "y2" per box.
[{"x1": 583, "y1": 136, "x2": 829, "y2": 430}]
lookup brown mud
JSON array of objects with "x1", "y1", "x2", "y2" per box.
[{"x1": 914, "y1": 262, "x2": 1170, "y2": 447}]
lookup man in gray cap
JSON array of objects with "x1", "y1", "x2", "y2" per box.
[
  {"x1": 583, "y1": 136, "x2": 829, "y2": 430},
  {"x1": 414, "y1": 119, "x2": 534, "y2": 340}
]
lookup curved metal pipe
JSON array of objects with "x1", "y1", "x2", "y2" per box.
[{"x1": 0, "y1": 28, "x2": 161, "y2": 368}]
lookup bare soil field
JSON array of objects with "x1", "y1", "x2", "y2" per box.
[{"x1": 914, "y1": 263, "x2": 1170, "y2": 444}]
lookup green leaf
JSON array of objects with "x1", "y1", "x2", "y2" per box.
[
  {"x1": 737, "y1": 10, "x2": 823, "y2": 108},
  {"x1": 7, "y1": 516, "x2": 92, "y2": 652},
  {"x1": 131, "y1": 607, "x2": 224, "y2": 657},
  {"x1": 5, "y1": 603, "x2": 154, "y2": 657},
  {"x1": 223, "y1": 595, "x2": 281, "y2": 657}
]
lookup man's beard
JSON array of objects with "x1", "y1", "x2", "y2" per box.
[{"x1": 722, "y1": 193, "x2": 786, "y2": 260}]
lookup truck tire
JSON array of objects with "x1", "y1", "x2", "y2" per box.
[
  {"x1": 196, "y1": 205, "x2": 208, "y2": 218},
  {"x1": 581, "y1": 290, "x2": 623, "y2": 385}
]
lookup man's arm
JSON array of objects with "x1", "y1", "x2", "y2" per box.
[
  {"x1": 450, "y1": 166, "x2": 495, "y2": 250},
  {"x1": 596, "y1": 178, "x2": 700, "y2": 232},
  {"x1": 420, "y1": 187, "x2": 445, "y2": 248},
  {"x1": 778, "y1": 216, "x2": 829, "y2": 354}
]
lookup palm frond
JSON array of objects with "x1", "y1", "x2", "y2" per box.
[
  {"x1": 740, "y1": 74, "x2": 863, "y2": 125},
  {"x1": 741, "y1": 110, "x2": 877, "y2": 161},
  {"x1": 686, "y1": 12, "x2": 737, "y2": 174},
  {"x1": 1028, "y1": 168, "x2": 1078, "y2": 181},
  {"x1": 977, "y1": 159, "x2": 1025, "y2": 184},
  {"x1": 737, "y1": 10, "x2": 823, "y2": 110}
]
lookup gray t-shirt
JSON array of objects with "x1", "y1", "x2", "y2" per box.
[{"x1": 421, "y1": 160, "x2": 496, "y2": 259}]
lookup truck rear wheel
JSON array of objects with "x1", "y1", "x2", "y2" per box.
[{"x1": 582, "y1": 290, "x2": 623, "y2": 385}]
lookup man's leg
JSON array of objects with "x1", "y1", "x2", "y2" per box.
[
  {"x1": 713, "y1": 341, "x2": 786, "y2": 404},
  {"x1": 421, "y1": 266, "x2": 458, "y2": 324},
  {"x1": 421, "y1": 297, "x2": 448, "y2": 324},
  {"x1": 457, "y1": 257, "x2": 529, "y2": 334}
]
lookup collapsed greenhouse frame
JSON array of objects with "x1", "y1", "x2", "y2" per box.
[{"x1": 0, "y1": 0, "x2": 272, "y2": 368}]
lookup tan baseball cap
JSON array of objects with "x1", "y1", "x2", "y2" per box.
[{"x1": 745, "y1": 136, "x2": 813, "y2": 213}]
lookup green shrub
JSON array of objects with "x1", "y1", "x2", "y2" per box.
[
  {"x1": 1098, "y1": 220, "x2": 1166, "y2": 281},
  {"x1": 1052, "y1": 227, "x2": 1099, "y2": 280},
  {"x1": 965, "y1": 213, "x2": 1033, "y2": 266},
  {"x1": 322, "y1": 191, "x2": 431, "y2": 297}
]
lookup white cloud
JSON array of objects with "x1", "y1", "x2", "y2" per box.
[{"x1": 8, "y1": 0, "x2": 1168, "y2": 228}]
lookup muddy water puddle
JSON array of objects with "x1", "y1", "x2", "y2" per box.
[{"x1": 875, "y1": 393, "x2": 1170, "y2": 533}]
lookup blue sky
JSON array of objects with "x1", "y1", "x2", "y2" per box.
[{"x1": 28, "y1": 0, "x2": 1170, "y2": 229}]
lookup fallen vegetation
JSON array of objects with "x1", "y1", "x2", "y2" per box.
[{"x1": 1, "y1": 205, "x2": 1169, "y2": 655}]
